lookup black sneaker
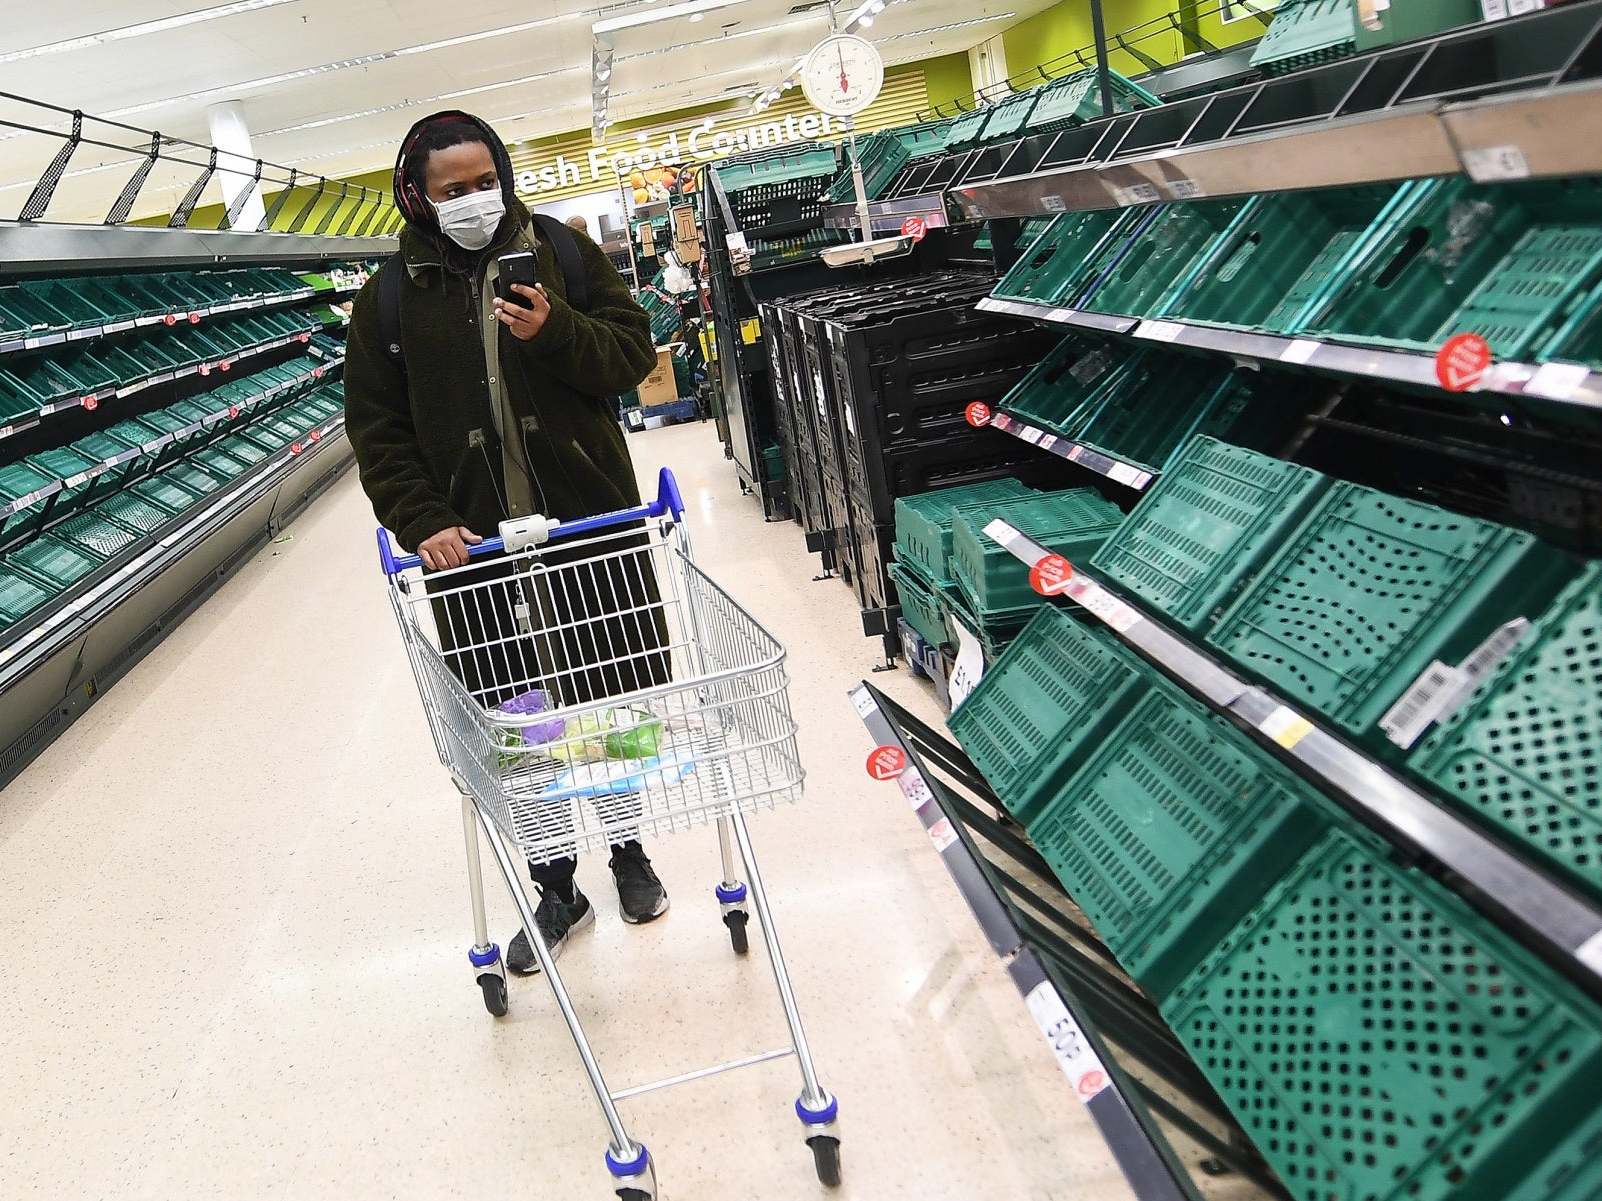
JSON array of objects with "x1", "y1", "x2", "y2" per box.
[
  {"x1": 507, "y1": 887, "x2": 595, "y2": 975},
  {"x1": 610, "y1": 843, "x2": 670, "y2": 924}
]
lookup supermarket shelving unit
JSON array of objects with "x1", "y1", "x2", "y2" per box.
[{"x1": 0, "y1": 91, "x2": 399, "y2": 784}]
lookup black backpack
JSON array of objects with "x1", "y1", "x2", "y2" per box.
[{"x1": 377, "y1": 212, "x2": 591, "y2": 372}]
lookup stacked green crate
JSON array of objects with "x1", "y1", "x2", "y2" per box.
[
  {"x1": 1160, "y1": 824, "x2": 1602, "y2": 1201},
  {"x1": 0, "y1": 461, "x2": 60, "y2": 543},
  {"x1": 1161, "y1": 182, "x2": 1429, "y2": 332},
  {"x1": 1301, "y1": 177, "x2": 1602, "y2": 360},
  {"x1": 1206, "y1": 484, "x2": 1575, "y2": 745},
  {"x1": 948, "y1": 489, "x2": 1123, "y2": 652},
  {"x1": 0, "y1": 567, "x2": 52, "y2": 628},
  {"x1": 6, "y1": 533, "x2": 103, "y2": 593},
  {"x1": 1088, "y1": 437, "x2": 1329, "y2": 631},
  {"x1": 946, "y1": 604, "x2": 1154, "y2": 822},
  {"x1": 1023, "y1": 68, "x2": 1162, "y2": 134},
  {"x1": 993, "y1": 209, "x2": 1143, "y2": 306},
  {"x1": 1080, "y1": 197, "x2": 1257, "y2": 318},
  {"x1": 1026, "y1": 674, "x2": 1335, "y2": 998},
  {"x1": 1409, "y1": 564, "x2": 1602, "y2": 903},
  {"x1": 1248, "y1": 0, "x2": 1357, "y2": 74},
  {"x1": 891, "y1": 477, "x2": 1034, "y2": 648}
]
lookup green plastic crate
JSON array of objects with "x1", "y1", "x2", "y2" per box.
[
  {"x1": 215, "y1": 437, "x2": 272, "y2": 468},
  {"x1": 946, "y1": 605, "x2": 1152, "y2": 824},
  {"x1": 888, "y1": 561, "x2": 948, "y2": 650},
  {"x1": 161, "y1": 461, "x2": 227, "y2": 496},
  {"x1": 893, "y1": 477, "x2": 1033, "y2": 587},
  {"x1": 191, "y1": 444, "x2": 254, "y2": 479},
  {"x1": 1506, "y1": 1105, "x2": 1602, "y2": 1201},
  {"x1": 713, "y1": 145, "x2": 838, "y2": 192},
  {"x1": 1082, "y1": 198, "x2": 1257, "y2": 318},
  {"x1": 1536, "y1": 274, "x2": 1602, "y2": 368},
  {"x1": 1066, "y1": 356, "x2": 1242, "y2": 473},
  {"x1": 127, "y1": 475, "x2": 201, "y2": 516},
  {"x1": 950, "y1": 489, "x2": 1124, "y2": 617},
  {"x1": 0, "y1": 284, "x2": 71, "y2": 339},
  {"x1": 26, "y1": 447, "x2": 101, "y2": 511},
  {"x1": 1410, "y1": 564, "x2": 1602, "y2": 903},
  {"x1": 7, "y1": 533, "x2": 103, "y2": 589},
  {"x1": 0, "y1": 566, "x2": 53, "y2": 627},
  {"x1": 96, "y1": 490, "x2": 175, "y2": 537},
  {"x1": 1248, "y1": 0, "x2": 1357, "y2": 74},
  {"x1": 49, "y1": 511, "x2": 141, "y2": 560},
  {"x1": 1088, "y1": 437, "x2": 1330, "y2": 632},
  {"x1": 977, "y1": 90, "x2": 1040, "y2": 144},
  {"x1": 941, "y1": 109, "x2": 991, "y2": 154},
  {"x1": 1303, "y1": 177, "x2": 1602, "y2": 360},
  {"x1": 1207, "y1": 483, "x2": 1575, "y2": 742},
  {"x1": 0, "y1": 461, "x2": 61, "y2": 542},
  {"x1": 20, "y1": 278, "x2": 119, "y2": 330},
  {"x1": 999, "y1": 336, "x2": 1139, "y2": 435},
  {"x1": 1161, "y1": 826, "x2": 1602, "y2": 1201},
  {"x1": 943, "y1": 580, "x2": 1041, "y2": 656},
  {"x1": 1162, "y1": 182, "x2": 1427, "y2": 332},
  {"x1": 1028, "y1": 679, "x2": 1333, "y2": 999},
  {"x1": 993, "y1": 209, "x2": 1141, "y2": 306},
  {"x1": 1024, "y1": 68, "x2": 1162, "y2": 133}
]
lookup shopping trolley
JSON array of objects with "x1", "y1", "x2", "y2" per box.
[{"x1": 376, "y1": 468, "x2": 840, "y2": 1197}]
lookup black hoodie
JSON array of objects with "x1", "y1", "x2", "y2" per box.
[{"x1": 343, "y1": 110, "x2": 656, "y2": 551}]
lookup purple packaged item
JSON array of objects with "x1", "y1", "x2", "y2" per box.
[{"x1": 497, "y1": 688, "x2": 566, "y2": 747}]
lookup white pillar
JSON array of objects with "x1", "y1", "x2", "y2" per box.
[
  {"x1": 968, "y1": 35, "x2": 1011, "y2": 99},
  {"x1": 206, "y1": 100, "x2": 267, "y2": 231}
]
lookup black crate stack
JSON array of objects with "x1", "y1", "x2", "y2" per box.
[{"x1": 763, "y1": 271, "x2": 1061, "y2": 647}]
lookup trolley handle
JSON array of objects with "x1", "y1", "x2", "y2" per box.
[{"x1": 378, "y1": 466, "x2": 686, "y2": 576}]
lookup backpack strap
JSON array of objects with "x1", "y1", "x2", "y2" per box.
[
  {"x1": 378, "y1": 250, "x2": 407, "y2": 376},
  {"x1": 530, "y1": 212, "x2": 590, "y2": 313},
  {"x1": 376, "y1": 217, "x2": 590, "y2": 376}
]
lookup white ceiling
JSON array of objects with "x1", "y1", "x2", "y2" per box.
[{"x1": 0, "y1": 0, "x2": 1041, "y2": 224}]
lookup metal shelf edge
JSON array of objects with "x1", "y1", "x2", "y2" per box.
[{"x1": 0, "y1": 221, "x2": 397, "y2": 278}]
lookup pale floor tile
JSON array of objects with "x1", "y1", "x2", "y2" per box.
[{"x1": 1, "y1": 421, "x2": 1141, "y2": 1201}]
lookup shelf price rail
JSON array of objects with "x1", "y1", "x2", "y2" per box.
[{"x1": 978, "y1": 519, "x2": 1602, "y2": 1001}]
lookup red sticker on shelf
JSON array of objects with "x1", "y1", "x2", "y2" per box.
[
  {"x1": 1030, "y1": 554, "x2": 1074, "y2": 596},
  {"x1": 163, "y1": 313, "x2": 178, "y2": 326},
  {"x1": 199, "y1": 363, "x2": 211, "y2": 377},
  {"x1": 866, "y1": 745, "x2": 907, "y2": 781},
  {"x1": 313, "y1": 367, "x2": 325, "y2": 379},
  {"x1": 309, "y1": 428, "x2": 322, "y2": 442},
  {"x1": 290, "y1": 441, "x2": 303, "y2": 455},
  {"x1": 901, "y1": 215, "x2": 928, "y2": 242},
  {"x1": 219, "y1": 359, "x2": 231, "y2": 372},
  {"x1": 965, "y1": 401, "x2": 992, "y2": 428},
  {"x1": 188, "y1": 311, "x2": 202, "y2": 325},
  {"x1": 228, "y1": 405, "x2": 240, "y2": 419},
  {"x1": 298, "y1": 333, "x2": 311, "y2": 344},
  {"x1": 1436, "y1": 333, "x2": 1491, "y2": 392},
  {"x1": 82, "y1": 396, "x2": 98, "y2": 412}
]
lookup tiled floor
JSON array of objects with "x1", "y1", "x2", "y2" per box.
[{"x1": 0, "y1": 420, "x2": 1137, "y2": 1200}]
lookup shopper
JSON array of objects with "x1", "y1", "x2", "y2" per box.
[
  {"x1": 564, "y1": 213, "x2": 592, "y2": 238},
  {"x1": 344, "y1": 110, "x2": 669, "y2": 975}
]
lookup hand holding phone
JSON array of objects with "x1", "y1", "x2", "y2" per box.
[
  {"x1": 495, "y1": 251, "x2": 537, "y2": 303},
  {"x1": 492, "y1": 252, "x2": 550, "y2": 342}
]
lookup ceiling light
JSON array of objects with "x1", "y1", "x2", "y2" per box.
[
  {"x1": 257, "y1": 66, "x2": 584, "y2": 136},
  {"x1": 598, "y1": 67, "x2": 611, "y2": 80},
  {"x1": 593, "y1": 0, "x2": 753, "y2": 35},
  {"x1": 870, "y1": 1, "x2": 885, "y2": 11},
  {"x1": 0, "y1": 0, "x2": 295, "y2": 64},
  {"x1": 636, "y1": 131, "x2": 650, "y2": 142},
  {"x1": 857, "y1": 14, "x2": 873, "y2": 25},
  {"x1": 689, "y1": 11, "x2": 704, "y2": 20},
  {"x1": 882, "y1": 12, "x2": 1015, "y2": 38}
]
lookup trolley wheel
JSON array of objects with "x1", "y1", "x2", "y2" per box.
[
  {"x1": 617, "y1": 1191, "x2": 652, "y2": 1201},
  {"x1": 808, "y1": 1135, "x2": 842, "y2": 1188},
  {"x1": 724, "y1": 909, "x2": 750, "y2": 956},
  {"x1": 478, "y1": 972, "x2": 509, "y2": 1017}
]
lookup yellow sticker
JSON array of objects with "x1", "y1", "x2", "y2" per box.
[
  {"x1": 740, "y1": 318, "x2": 761, "y2": 345},
  {"x1": 1260, "y1": 707, "x2": 1314, "y2": 750}
]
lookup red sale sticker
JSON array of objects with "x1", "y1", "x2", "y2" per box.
[
  {"x1": 188, "y1": 311, "x2": 202, "y2": 325},
  {"x1": 866, "y1": 745, "x2": 906, "y2": 781},
  {"x1": 199, "y1": 363, "x2": 211, "y2": 377},
  {"x1": 298, "y1": 332, "x2": 311, "y2": 344},
  {"x1": 163, "y1": 313, "x2": 178, "y2": 326},
  {"x1": 308, "y1": 428, "x2": 322, "y2": 442},
  {"x1": 82, "y1": 396, "x2": 99, "y2": 412},
  {"x1": 965, "y1": 401, "x2": 992, "y2": 427},
  {"x1": 313, "y1": 367, "x2": 325, "y2": 379},
  {"x1": 1436, "y1": 332, "x2": 1491, "y2": 392},
  {"x1": 1029, "y1": 554, "x2": 1074, "y2": 597},
  {"x1": 290, "y1": 442, "x2": 303, "y2": 455},
  {"x1": 901, "y1": 215, "x2": 927, "y2": 242},
  {"x1": 228, "y1": 405, "x2": 240, "y2": 419},
  {"x1": 219, "y1": 359, "x2": 231, "y2": 372}
]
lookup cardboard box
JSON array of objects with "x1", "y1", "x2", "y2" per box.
[{"x1": 638, "y1": 347, "x2": 678, "y2": 408}]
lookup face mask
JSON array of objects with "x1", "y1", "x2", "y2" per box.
[{"x1": 431, "y1": 188, "x2": 505, "y2": 251}]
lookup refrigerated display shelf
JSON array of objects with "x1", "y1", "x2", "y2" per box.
[
  {"x1": 976, "y1": 297, "x2": 1602, "y2": 414},
  {"x1": 976, "y1": 518, "x2": 1602, "y2": 1002}
]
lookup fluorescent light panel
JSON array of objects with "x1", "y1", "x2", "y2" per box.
[
  {"x1": 593, "y1": 0, "x2": 754, "y2": 35},
  {"x1": 0, "y1": 0, "x2": 295, "y2": 64}
]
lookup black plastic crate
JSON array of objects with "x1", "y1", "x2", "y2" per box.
[
  {"x1": 847, "y1": 428, "x2": 1047, "y2": 527},
  {"x1": 844, "y1": 501, "x2": 898, "y2": 636}
]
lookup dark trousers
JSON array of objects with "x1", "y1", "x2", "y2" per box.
[{"x1": 429, "y1": 525, "x2": 673, "y2": 896}]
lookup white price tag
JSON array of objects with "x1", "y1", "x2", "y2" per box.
[
  {"x1": 1065, "y1": 444, "x2": 1085, "y2": 463},
  {"x1": 1280, "y1": 338, "x2": 1322, "y2": 365},
  {"x1": 1113, "y1": 182, "x2": 1160, "y2": 206},
  {"x1": 1025, "y1": 982, "x2": 1111, "y2": 1103},
  {"x1": 948, "y1": 619, "x2": 985, "y2": 710},
  {"x1": 850, "y1": 687, "x2": 878, "y2": 718},
  {"x1": 1020, "y1": 426, "x2": 1043, "y2": 445},
  {"x1": 1134, "y1": 320, "x2": 1184, "y2": 343},
  {"x1": 1106, "y1": 461, "x2": 1145, "y2": 488},
  {"x1": 1462, "y1": 144, "x2": 1531, "y2": 182},
  {"x1": 900, "y1": 769, "x2": 934, "y2": 811},
  {"x1": 927, "y1": 816, "x2": 959, "y2": 853},
  {"x1": 1038, "y1": 434, "x2": 1058, "y2": 452},
  {"x1": 1259, "y1": 706, "x2": 1315, "y2": 750},
  {"x1": 1168, "y1": 179, "x2": 1205, "y2": 201},
  {"x1": 1041, "y1": 195, "x2": 1067, "y2": 213},
  {"x1": 1073, "y1": 582, "x2": 1143, "y2": 633},
  {"x1": 1525, "y1": 361, "x2": 1590, "y2": 401}
]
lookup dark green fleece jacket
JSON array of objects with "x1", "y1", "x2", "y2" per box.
[{"x1": 344, "y1": 202, "x2": 656, "y2": 552}]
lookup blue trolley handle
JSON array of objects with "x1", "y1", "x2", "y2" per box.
[{"x1": 378, "y1": 466, "x2": 686, "y2": 575}]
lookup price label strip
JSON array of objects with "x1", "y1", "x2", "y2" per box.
[{"x1": 1026, "y1": 981, "x2": 1112, "y2": 1103}]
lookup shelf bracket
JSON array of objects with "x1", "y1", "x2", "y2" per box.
[
  {"x1": 106, "y1": 131, "x2": 162, "y2": 226},
  {"x1": 19, "y1": 110, "x2": 81, "y2": 223}
]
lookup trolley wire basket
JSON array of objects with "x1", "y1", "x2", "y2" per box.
[{"x1": 381, "y1": 469, "x2": 805, "y2": 865}]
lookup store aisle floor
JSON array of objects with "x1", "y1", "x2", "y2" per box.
[{"x1": 1, "y1": 422, "x2": 1136, "y2": 1201}]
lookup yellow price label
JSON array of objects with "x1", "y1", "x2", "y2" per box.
[{"x1": 740, "y1": 318, "x2": 761, "y2": 345}]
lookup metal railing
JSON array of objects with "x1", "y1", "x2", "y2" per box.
[
  {"x1": 918, "y1": 0, "x2": 1269, "y2": 118},
  {"x1": 0, "y1": 90, "x2": 404, "y2": 236}
]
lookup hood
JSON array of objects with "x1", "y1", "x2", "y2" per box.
[{"x1": 392, "y1": 109, "x2": 519, "y2": 238}]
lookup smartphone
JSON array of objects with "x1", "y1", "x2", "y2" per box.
[{"x1": 496, "y1": 251, "x2": 537, "y2": 303}]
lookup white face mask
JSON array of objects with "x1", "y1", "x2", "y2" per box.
[{"x1": 431, "y1": 188, "x2": 505, "y2": 250}]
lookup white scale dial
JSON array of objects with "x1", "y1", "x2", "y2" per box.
[{"x1": 800, "y1": 34, "x2": 884, "y2": 118}]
